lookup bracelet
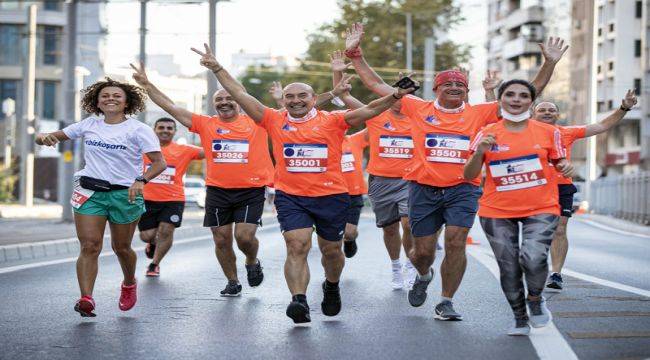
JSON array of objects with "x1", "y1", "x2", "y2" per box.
[
  {"x1": 392, "y1": 93, "x2": 402, "y2": 100},
  {"x1": 213, "y1": 66, "x2": 224, "y2": 73},
  {"x1": 328, "y1": 91, "x2": 335, "y2": 99},
  {"x1": 620, "y1": 105, "x2": 631, "y2": 112},
  {"x1": 344, "y1": 47, "x2": 363, "y2": 59}
]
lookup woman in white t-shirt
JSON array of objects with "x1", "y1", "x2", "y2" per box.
[{"x1": 35, "y1": 78, "x2": 166, "y2": 317}]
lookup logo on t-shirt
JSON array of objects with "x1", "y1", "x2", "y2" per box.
[
  {"x1": 383, "y1": 121, "x2": 396, "y2": 130},
  {"x1": 425, "y1": 115, "x2": 440, "y2": 125},
  {"x1": 84, "y1": 139, "x2": 127, "y2": 150},
  {"x1": 282, "y1": 123, "x2": 297, "y2": 131},
  {"x1": 490, "y1": 144, "x2": 510, "y2": 152},
  {"x1": 216, "y1": 128, "x2": 230, "y2": 134}
]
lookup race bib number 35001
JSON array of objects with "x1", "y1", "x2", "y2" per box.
[
  {"x1": 212, "y1": 140, "x2": 249, "y2": 163},
  {"x1": 341, "y1": 152, "x2": 355, "y2": 172},
  {"x1": 379, "y1": 135, "x2": 413, "y2": 158},
  {"x1": 424, "y1": 133, "x2": 470, "y2": 164},
  {"x1": 284, "y1": 144, "x2": 328, "y2": 173},
  {"x1": 489, "y1": 154, "x2": 547, "y2": 191}
]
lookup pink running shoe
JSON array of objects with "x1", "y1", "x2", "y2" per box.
[
  {"x1": 74, "y1": 295, "x2": 96, "y2": 317},
  {"x1": 119, "y1": 280, "x2": 137, "y2": 311}
]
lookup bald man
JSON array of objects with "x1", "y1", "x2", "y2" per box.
[
  {"x1": 132, "y1": 64, "x2": 273, "y2": 298},
  {"x1": 533, "y1": 90, "x2": 637, "y2": 291},
  {"x1": 192, "y1": 43, "x2": 418, "y2": 323}
]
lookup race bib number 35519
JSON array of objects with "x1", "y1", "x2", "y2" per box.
[
  {"x1": 379, "y1": 135, "x2": 413, "y2": 158},
  {"x1": 212, "y1": 140, "x2": 249, "y2": 163},
  {"x1": 489, "y1": 154, "x2": 547, "y2": 191},
  {"x1": 424, "y1": 133, "x2": 470, "y2": 164},
  {"x1": 284, "y1": 144, "x2": 328, "y2": 173}
]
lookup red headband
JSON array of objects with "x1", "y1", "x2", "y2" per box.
[{"x1": 434, "y1": 70, "x2": 468, "y2": 89}]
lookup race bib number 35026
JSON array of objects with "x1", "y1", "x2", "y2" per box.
[
  {"x1": 284, "y1": 144, "x2": 328, "y2": 173},
  {"x1": 212, "y1": 140, "x2": 249, "y2": 163},
  {"x1": 424, "y1": 133, "x2": 470, "y2": 164},
  {"x1": 379, "y1": 135, "x2": 413, "y2": 158},
  {"x1": 489, "y1": 154, "x2": 547, "y2": 191}
]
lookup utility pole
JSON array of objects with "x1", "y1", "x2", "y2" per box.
[
  {"x1": 138, "y1": 0, "x2": 148, "y2": 123},
  {"x1": 3, "y1": 99, "x2": 16, "y2": 170},
  {"x1": 19, "y1": 5, "x2": 37, "y2": 207},
  {"x1": 585, "y1": 0, "x2": 599, "y2": 209},
  {"x1": 59, "y1": 0, "x2": 78, "y2": 222},
  {"x1": 207, "y1": 0, "x2": 219, "y2": 115},
  {"x1": 405, "y1": 13, "x2": 413, "y2": 72},
  {"x1": 423, "y1": 27, "x2": 435, "y2": 100}
]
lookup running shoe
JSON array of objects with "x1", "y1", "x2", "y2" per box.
[
  {"x1": 220, "y1": 280, "x2": 242, "y2": 297},
  {"x1": 245, "y1": 259, "x2": 264, "y2": 287},
  {"x1": 74, "y1": 295, "x2": 96, "y2": 317},
  {"x1": 392, "y1": 265, "x2": 404, "y2": 290},
  {"x1": 145, "y1": 263, "x2": 160, "y2": 277},
  {"x1": 507, "y1": 318, "x2": 531, "y2": 336},
  {"x1": 527, "y1": 297, "x2": 552, "y2": 328},
  {"x1": 321, "y1": 281, "x2": 342, "y2": 316},
  {"x1": 546, "y1": 272, "x2": 563, "y2": 291},
  {"x1": 408, "y1": 268, "x2": 434, "y2": 307},
  {"x1": 286, "y1": 300, "x2": 311, "y2": 323},
  {"x1": 119, "y1": 280, "x2": 137, "y2": 311},
  {"x1": 145, "y1": 243, "x2": 156, "y2": 259},
  {"x1": 434, "y1": 300, "x2": 463, "y2": 321},
  {"x1": 343, "y1": 240, "x2": 358, "y2": 258},
  {"x1": 403, "y1": 262, "x2": 417, "y2": 289}
]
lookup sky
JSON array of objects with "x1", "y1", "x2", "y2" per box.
[{"x1": 105, "y1": 0, "x2": 487, "y2": 101}]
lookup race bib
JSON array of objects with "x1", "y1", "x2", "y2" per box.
[
  {"x1": 341, "y1": 152, "x2": 355, "y2": 173},
  {"x1": 212, "y1": 140, "x2": 249, "y2": 163},
  {"x1": 148, "y1": 165, "x2": 176, "y2": 185},
  {"x1": 283, "y1": 144, "x2": 328, "y2": 173},
  {"x1": 489, "y1": 154, "x2": 547, "y2": 191},
  {"x1": 425, "y1": 133, "x2": 470, "y2": 164},
  {"x1": 71, "y1": 178, "x2": 94, "y2": 209},
  {"x1": 379, "y1": 135, "x2": 413, "y2": 159}
]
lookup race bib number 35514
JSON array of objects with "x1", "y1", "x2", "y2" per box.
[
  {"x1": 489, "y1": 154, "x2": 547, "y2": 191},
  {"x1": 284, "y1": 144, "x2": 328, "y2": 173},
  {"x1": 379, "y1": 135, "x2": 413, "y2": 158},
  {"x1": 424, "y1": 133, "x2": 470, "y2": 164},
  {"x1": 212, "y1": 140, "x2": 249, "y2": 163}
]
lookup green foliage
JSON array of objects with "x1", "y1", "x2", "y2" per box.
[
  {"x1": 238, "y1": 0, "x2": 470, "y2": 106},
  {"x1": 0, "y1": 165, "x2": 17, "y2": 203}
]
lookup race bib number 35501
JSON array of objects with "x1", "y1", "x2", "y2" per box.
[
  {"x1": 489, "y1": 154, "x2": 547, "y2": 191},
  {"x1": 284, "y1": 144, "x2": 328, "y2": 173},
  {"x1": 212, "y1": 140, "x2": 249, "y2": 163},
  {"x1": 424, "y1": 133, "x2": 470, "y2": 164},
  {"x1": 379, "y1": 135, "x2": 413, "y2": 158}
]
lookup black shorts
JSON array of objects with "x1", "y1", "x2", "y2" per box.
[
  {"x1": 558, "y1": 184, "x2": 578, "y2": 218},
  {"x1": 346, "y1": 195, "x2": 365, "y2": 226},
  {"x1": 138, "y1": 201, "x2": 185, "y2": 231},
  {"x1": 204, "y1": 186, "x2": 265, "y2": 227}
]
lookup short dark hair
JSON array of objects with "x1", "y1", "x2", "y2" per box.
[
  {"x1": 81, "y1": 77, "x2": 147, "y2": 115},
  {"x1": 154, "y1": 117, "x2": 176, "y2": 128},
  {"x1": 497, "y1": 79, "x2": 537, "y2": 101}
]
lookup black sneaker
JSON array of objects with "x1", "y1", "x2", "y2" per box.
[
  {"x1": 145, "y1": 243, "x2": 156, "y2": 259},
  {"x1": 434, "y1": 300, "x2": 463, "y2": 321},
  {"x1": 343, "y1": 240, "x2": 358, "y2": 258},
  {"x1": 246, "y1": 259, "x2": 264, "y2": 287},
  {"x1": 408, "y1": 268, "x2": 433, "y2": 307},
  {"x1": 286, "y1": 301, "x2": 311, "y2": 323},
  {"x1": 546, "y1": 272, "x2": 563, "y2": 291},
  {"x1": 321, "y1": 281, "x2": 342, "y2": 316},
  {"x1": 220, "y1": 280, "x2": 242, "y2": 297}
]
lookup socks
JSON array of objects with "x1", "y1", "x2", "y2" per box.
[
  {"x1": 391, "y1": 259, "x2": 402, "y2": 269},
  {"x1": 292, "y1": 294, "x2": 307, "y2": 303},
  {"x1": 418, "y1": 269, "x2": 433, "y2": 281},
  {"x1": 440, "y1": 296, "x2": 453, "y2": 303}
]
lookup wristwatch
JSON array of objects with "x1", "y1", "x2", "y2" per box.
[
  {"x1": 135, "y1": 176, "x2": 148, "y2": 184},
  {"x1": 620, "y1": 105, "x2": 632, "y2": 112}
]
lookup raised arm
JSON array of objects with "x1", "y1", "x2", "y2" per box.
[
  {"x1": 344, "y1": 79, "x2": 418, "y2": 128},
  {"x1": 530, "y1": 37, "x2": 569, "y2": 96},
  {"x1": 191, "y1": 43, "x2": 267, "y2": 122},
  {"x1": 585, "y1": 90, "x2": 637, "y2": 137},
  {"x1": 330, "y1": 50, "x2": 365, "y2": 110},
  {"x1": 345, "y1": 23, "x2": 395, "y2": 97},
  {"x1": 131, "y1": 62, "x2": 194, "y2": 128},
  {"x1": 482, "y1": 70, "x2": 501, "y2": 102}
]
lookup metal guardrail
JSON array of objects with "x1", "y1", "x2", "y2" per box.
[{"x1": 590, "y1": 171, "x2": 650, "y2": 225}]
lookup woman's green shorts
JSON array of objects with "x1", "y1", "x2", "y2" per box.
[{"x1": 73, "y1": 189, "x2": 145, "y2": 224}]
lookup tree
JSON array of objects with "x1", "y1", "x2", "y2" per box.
[{"x1": 238, "y1": 0, "x2": 470, "y2": 106}]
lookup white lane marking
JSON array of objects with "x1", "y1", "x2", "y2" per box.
[
  {"x1": 0, "y1": 223, "x2": 280, "y2": 275},
  {"x1": 573, "y1": 218, "x2": 650, "y2": 239},
  {"x1": 562, "y1": 269, "x2": 650, "y2": 298},
  {"x1": 467, "y1": 247, "x2": 579, "y2": 360}
]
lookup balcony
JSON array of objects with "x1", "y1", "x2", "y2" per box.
[
  {"x1": 502, "y1": 37, "x2": 541, "y2": 60},
  {"x1": 505, "y1": 6, "x2": 544, "y2": 30}
]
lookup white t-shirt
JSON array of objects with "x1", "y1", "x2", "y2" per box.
[{"x1": 63, "y1": 115, "x2": 160, "y2": 187}]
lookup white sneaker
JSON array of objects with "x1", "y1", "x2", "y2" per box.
[
  {"x1": 391, "y1": 266, "x2": 404, "y2": 290},
  {"x1": 403, "y1": 262, "x2": 417, "y2": 289}
]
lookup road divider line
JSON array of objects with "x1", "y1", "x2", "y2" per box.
[
  {"x1": 0, "y1": 223, "x2": 280, "y2": 275},
  {"x1": 574, "y1": 218, "x2": 650, "y2": 239},
  {"x1": 467, "y1": 247, "x2": 579, "y2": 360},
  {"x1": 562, "y1": 269, "x2": 650, "y2": 298}
]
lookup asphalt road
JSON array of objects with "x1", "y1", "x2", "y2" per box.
[{"x1": 1, "y1": 216, "x2": 649, "y2": 360}]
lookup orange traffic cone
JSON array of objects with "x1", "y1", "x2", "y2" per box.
[{"x1": 466, "y1": 235, "x2": 480, "y2": 245}]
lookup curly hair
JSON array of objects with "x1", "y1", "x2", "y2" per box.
[{"x1": 80, "y1": 77, "x2": 147, "y2": 115}]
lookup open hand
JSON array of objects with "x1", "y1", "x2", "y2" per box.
[
  {"x1": 269, "y1": 81, "x2": 283, "y2": 101},
  {"x1": 621, "y1": 89, "x2": 638, "y2": 110},
  {"x1": 539, "y1": 37, "x2": 569, "y2": 64},
  {"x1": 345, "y1": 22, "x2": 364, "y2": 52},
  {"x1": 330, "y1": 50, "x2": 351, "y2": 72}
]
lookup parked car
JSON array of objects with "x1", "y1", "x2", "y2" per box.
[
  {"x1": 572, "y1": 181, "x2": 584, "y2": 212},
  {"x1": 184, "y1": 176, "x2": 205, "y2": 206}
]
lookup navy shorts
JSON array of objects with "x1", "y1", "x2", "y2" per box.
[
  {"x1": 408, "y1": 182, "x2": 482, "y2": 237},
  {"x1": 558, "y1": 184, "x2": 578, "y2": 218},
  {"x1": 138, "y1": 201, "x2": 185, "y2": 231},
  {"x1": 346, "y1": 195, "x2": 365, "y2": 226},
  {"x1": 274, "y1": 190, "x2": 350, "y2": 242}
]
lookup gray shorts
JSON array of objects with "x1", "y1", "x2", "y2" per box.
[{"x1": 368, "y1": 175, "x2": 409, "y2": 227}]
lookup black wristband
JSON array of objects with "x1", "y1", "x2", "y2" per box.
[
  {"x1": 392, "y1": 93, "x2": 402, "y2": 100},
  {"x1": 620, "y1": 105, "x2": 631, "y2": 112}
]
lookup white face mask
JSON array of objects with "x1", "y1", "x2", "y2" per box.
[{"x1": 501, "y1": 108, "x2": 530, "y2": 123}]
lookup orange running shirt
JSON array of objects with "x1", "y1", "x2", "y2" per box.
[
  {"x1": 260, "y1": 108, "x2": 350, "y2": 196},
  {"x1": 190, "y1": 113, "x2": 273, "y2": 189},
  {"x1": 341, "y1": 130, "x2": 369, "y2": 195},
  {"x1": 400, "y1": 96, "x2": 499, "y2": 187},
  {"x1": 366, "y1": 110, "x2": 414, "y2": 178},
  {"x1": 554, "y1": 125, "x2": 586, "y2": 185},
  {"x1": 143, "y1": 142, "x2": 202, "y2": 202},
  {"x1": 470, "y1": 120, "x2": 565, "y2": 218}
]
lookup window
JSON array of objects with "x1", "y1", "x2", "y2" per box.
[
  {"x1": 608, "y1": 100, "x2": 614, "y2": 110},
  {"x1": 40, "y1": 81, "x2": 56, "y2": 119},
  {"x1": 0, "y1": 25, "x2": 21, "y2": 65},
  {"x1": 40, "y1": 26, "x2": 61, "y2": 65},
  {"x1": 597, "y1": 101, "x2": 605, "y2": 112},
  {"x1": 0, "y1": 80, "x2": 19, "y2": 119},
  {"x1": 608, "y1": 61, "x2": 614, "y2": 71},
  {"x1": 608, "y1": 22, "x2": 615, "y2": 33},
  {"x1": 43, "y1": 1, "x2": 62, "y2": 11},
  {"x1": 635, "y1": 40, "x2": 642, "y2": 58},
  {"x1": 637, "y1": 1, "x2": 643, "y2": 18},
  {"x1": 597, "y1": 65, "x2": 602, "y2": 74},
  {"x1": 634, "y1": 79, "x2": 641, "y2": 95},
  {"x1": 598, "y1": 27, "x2": 603, "y2": 37}
]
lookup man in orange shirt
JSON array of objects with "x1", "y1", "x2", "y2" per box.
[
  {"x1": 191, "y1": 43, "x2": 417, "y2": 323},
  {"x1": 131, "y1": 63, "x2": 273, "y2": 297},
  {"x1": 340, "y1": 129, "x2": 368, "y2": 258},
  {"x1": 345, "y1": 22, "x2": 567, "y2": 320},
  {"x1": 139, "y1": 117, "x2": 204, "y2": 277},
  {"x1": 533, "y1": 90, "x2": 637, "y2": 291}
]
